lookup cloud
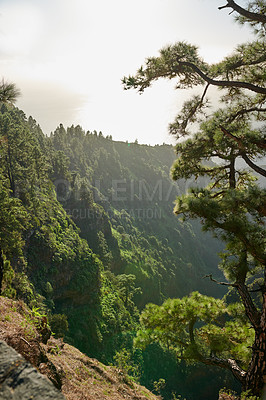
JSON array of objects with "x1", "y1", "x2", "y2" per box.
[
  {"x1": 0, "y1": 0, "x2": 255, "y2": 144},
  {"x1": 0, "y1": 0, "x2": 44, "y2": 59}
]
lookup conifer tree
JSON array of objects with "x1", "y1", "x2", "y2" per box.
[
  {"x1": 0, "y1": 79, "x2": 20, "y2": 105},
  {"x1": 123, "y1": 0, "x2": 266, "y2": 395}
]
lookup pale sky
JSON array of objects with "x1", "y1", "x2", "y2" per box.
[{"x1": 0, "y1": 0, "x2": 254, "y2": 144}]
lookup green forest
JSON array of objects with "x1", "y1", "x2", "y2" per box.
[{"x1": 0, "y1": 1, "x2": 265, "y2": 399}]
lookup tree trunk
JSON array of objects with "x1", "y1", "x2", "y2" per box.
[
  {"x1": 229, "y1": 156, "x2": 236, "y2": 189},
  {"x1": 244, "y1": 293, "x2": 266, "y2": 396}
]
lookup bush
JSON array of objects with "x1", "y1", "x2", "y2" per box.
[{"x1": 49, "y1": 313, "x2": 69, "y2": 338}]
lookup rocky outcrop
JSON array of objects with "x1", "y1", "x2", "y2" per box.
[{"x1": 0, "y1": 340, "x2": 65, "y2": 399}]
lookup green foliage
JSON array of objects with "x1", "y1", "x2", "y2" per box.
[
  {"x1": 0, "y1": 80, "x2": 20, "y2": 104},
  {"x1": 88, "y1": 270, "x2": 140, "y2": 362},
  {"x1": 117, "y1": 274, "x2": 142, "y2": 308},
  {"x1": 113, "y1": 348, "x2": 140, "y2": 381},
  {"x1": 1, "y1": 254, "x2": 16, "y2": 298},
  {"x1": 219, "y1": 388, "x2": 261, "y2": 400},
  {"x1": 0, "y1": 103, "x2": 105, "y2": 362},
  {"x1": 240, "y1": 390, "x2": 260, "y2": 400},
  {"x1": 17, "y1": 305, "x2": 48, "y2": 341},
  {"x1": 12, "y1": 272, "x2": 37, "y2": 306},
  {"x1": 174, "y1": 187, "x2": 265, "y2": 274},
  {"x1": 0, "y1": 178, "x2": 30, "y2": 259},
  {"x1": 122, "y1": 42, "x2": 207, "y2": 93},
  {"x1": 49, "y1": 314, "x2": 69, "y2": 338},
  {"x1": 153, "y1": 378, "x2": 166, "y2": 395},
  {"x1": 136, "y1": 292, "x2": 254, "y2": 368}
]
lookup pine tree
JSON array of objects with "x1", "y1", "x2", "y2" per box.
[
  {"x1": 123, "y1": 1, "x2": 266, "y2": 395},
  {"x1": 0, "y1": 79, "x2": 20, "y2": 104}
]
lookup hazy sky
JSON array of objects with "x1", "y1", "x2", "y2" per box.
[{"x1": 0, "y1": 0, "x2": 253, "y2": 144}]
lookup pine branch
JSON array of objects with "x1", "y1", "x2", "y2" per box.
[
  {"x1": 175, "y1": 83, "x2": 210, "y2": 135},
  {"x1": 241, "y1": 153, "x2": 266, "y2": 178},
  {"x1": 186, "y1": 318, "x2": 246, "y2": 382},
  {"x1": 218, "y1": 0, "x2": 266, "y2": 24},
  {"x1": 227, "y1": 107, "x2": 266, "y2": 124},
  {"x1": 185, "y1": 314, "x2": 246, "y2": 384},
  {"x1": 220, "y1": 126, "x2": 266, "y2": 178},
  {"x1": 228, "y1": 54, "x2": 266, "y2": 70},
  {"x1": 204, "y1": 274, "x2": 261, "y2": 329},
  {"x1": 195, "y1": 164, "x2": 230, "y2": 174},
  {"x1": 201, "y1": 356, "x2": 246, "y2": 384},
  {"x1": 249, "y1": 287, "x2": 264, "y2": 293},
  {"x1": 178, "y1": 61, "x2": 266, "y2": 94},
  {"x1": 208, "y1": 219, "x2": 265, "y2": 265},
  {"x1": 204, "y1": 274, "x2": 236, "y2": 287}
]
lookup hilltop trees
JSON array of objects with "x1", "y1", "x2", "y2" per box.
[
  {"x1": 123, "y1": 0, "x2": 265, "y2": 396},
  {"x1": 0, "y1": 80, "x2": 21, "y2": 293}
]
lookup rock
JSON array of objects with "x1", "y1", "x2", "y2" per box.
[{"x1": 0, "y1": 340, "x2": 65, "y2": 400}]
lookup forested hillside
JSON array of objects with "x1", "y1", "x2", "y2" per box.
[
  {"x1": 49, "y1": 124, "x2": 223, "y2": 305},
  {"x1": 0, "y1": 102, "x2": 229, "y2": 400}
]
